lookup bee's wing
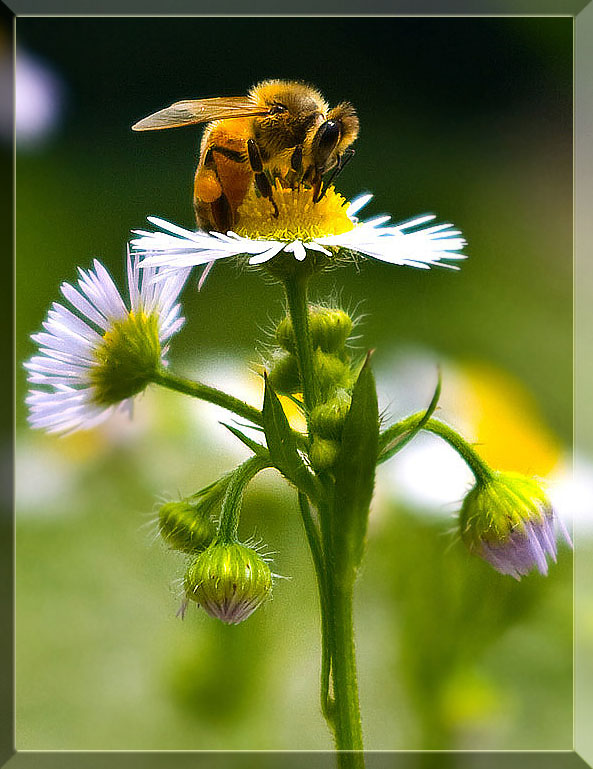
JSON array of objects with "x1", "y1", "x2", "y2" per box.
[{"x1": 132, "y1": 97, "x2": 269, "y2": 131}]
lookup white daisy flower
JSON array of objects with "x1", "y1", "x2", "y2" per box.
[
  {"x1": 129, "y1": 186, "x2": 467, "y2": 276},
  {"x1": 25, "y1": 251, "x2": 191, "y2": 434}
]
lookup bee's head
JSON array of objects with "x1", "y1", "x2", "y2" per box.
[{"x1": 251, "y1": 80, "x2": 328, "y2": 154}]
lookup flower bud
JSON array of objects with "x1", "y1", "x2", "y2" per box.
[
  {"x1": 159, "y1": 499, "x2": 217, "y2": 554},
  {"x1": 275, "y1": 315, "x2": 297, "y2": 355},
  {"x1": 313, "y1": 349, "x2": 352, "y2": 396},
  {"x1": 459, "y1": 471, "x2": 572, "y2": 579},
  {"x1": 275, "y1": 305, "x2": 353, "y2": 355},
  {"x1": 310, "y1": 436, "x2": 340, "y2": 471},
  {"x1": 185, "y1": 541, "x2": 273, "y2": 624},
  {"x1": 267, "y1": 351, "x2": 301, "y2": 395},
  {"x1": 310, "y1": 389, "x2": 352, "y2": 439},
  {"x1": 308, "y1": 306, "x2": 353, "y2": 353}
]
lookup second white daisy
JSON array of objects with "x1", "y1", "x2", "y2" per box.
[{"x1": 25, "y1": 252, "x2": 191, "y2": 434}]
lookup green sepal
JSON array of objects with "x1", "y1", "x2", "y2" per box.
[
  {"x1": 189, "y1": 474, "x2": 230, "y2": 505},
  {"x1": 221, "y1": 422, "x2": 268, "y2": 456},
  {"x1": 377, "y1": 370, "x2": 442, "y2": 464},
  {"x1": 332, "y1": 353, "x2": 379, "y2": 575},
  {"x1": 263, "y1": 375, "x2": 323, "y2": 504}
]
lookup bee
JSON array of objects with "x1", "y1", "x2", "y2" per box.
[{"x1": 132, "y1": 79, "x2": 359, "y2": 232}]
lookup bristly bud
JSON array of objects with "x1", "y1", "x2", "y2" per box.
[
  {"x1": 310, "y1": 436, "x2": 340, "y2": 471},
  {"x1": 309, "y1": 306, "x2": 353, "y2": 353},
  {"x1": 275, "y1": 315, "x2": 297, "y2": 355},
  {"x1": 276, "y1": 305, "x2": 353, "y2": 355},
  {"x1": 313, "y1": 349, "x2": 352, "y2": 396},
  {"x1": 158, "y1": 499, "x2": 217, "y2": 554},
  {"x1": 459, "y1": 471, "x2": 572, "y2": 580},
  {"x1": 310, "y1": 389, "x2": 352, "y2": 439},
  {"x1": 184, "y1": 541, "x2": 273, "y2": 624},
  {"x1": 267, "y1": 351, "x2": 301, "y2": 395}
]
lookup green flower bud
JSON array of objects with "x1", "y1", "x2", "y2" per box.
[
  {"x1": 309, "y1": 306, "x2": 353, "y2": 353},
  {"x1": 267, "y1": 351, "x2": 301, "y2": 395},
  {"x1": 459, "y1": 471, "x2": 572, "y2": 579},
  {"x1": 313, "y1": 349, "x2": 352, "y2": 396},
  {"x1": 159, "y1": 499, "x2": 217, "y2": 554},
  {"x1": 310, "y1": 389, "x2": 352, "y2": 439},
  {"x1": 309, "y1": 436, "x2": 340, "y2": 471},
  {"x1": 185, "y1": 541, "x2": 273, "y2": 624},
  {"x1": 275, "y1": 315, "x2": 297, "y2": 355},
  {"x1": 275, "y1": 306, "x2": 353, "y2": 355}
]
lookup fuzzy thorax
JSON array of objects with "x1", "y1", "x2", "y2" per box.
[{"x1": 235, "y1": 183, "x2": 355, "y2": 242}]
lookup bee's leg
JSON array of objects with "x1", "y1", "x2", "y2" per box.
[
  {"x1": 196, "y1": 148, "x2": 236, "y2": 232},
  {"x1": 210, "y1": 146, "x2": 246, "y2": 164},
  {"x1": 247, "y1": 139, "x2": 279, "y2": 218},
  {"x1": 282, "y1": 145, "x2": 304, "y2": 189},
  {"x1": 314, "y1": 148, "x2": 356, "y2": 203},
  {"x1": 210, "y1": 193, "x2": 233, "y2": 233},
  {"x1": 327, "y1": 148, "x2": 355, "y2": 187},
  {"x1": 285, "y1": 145, "x2": 304, "y2": 190},
  {"x1": 291, "y1": 145, "x2": 303, "y2": 173},
  {"x1": 312, "y1": 173, "x2": 324, "y2": 204}
]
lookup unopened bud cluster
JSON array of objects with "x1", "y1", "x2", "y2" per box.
[{"x1": 270, "y1": 305, "x2": 356, "y2": 471}]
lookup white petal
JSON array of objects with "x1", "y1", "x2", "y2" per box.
[
  {"x1": 285, "y1": 241, "x2": 307, "y2": 261},
  {"x1": 305, "y1": 241, "x2": 332, "y2": 257},
  {"x1": 347, "y1": 193, "x2": 373, "y2": 217},
  {"x1": 248, "y1": 243, "x2": 286, "y2": 265}
]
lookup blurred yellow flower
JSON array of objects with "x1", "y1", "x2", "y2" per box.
[{"x1": 457, "y1": 362, "x2": 561, "y2": 476}]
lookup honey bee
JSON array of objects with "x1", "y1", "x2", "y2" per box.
[{"x1": 132, "y1": 79, "x2": 359, "y2": 232}]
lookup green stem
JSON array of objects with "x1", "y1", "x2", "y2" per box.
[
  {"x1": 298, "y1": 493, "x2": 334, "y2": 724},
  {"x1": 217, "y1": 455, "x2": 270, "y2": 544},
  {"x1": 378, "y1": 415, "x2": 493, "y2": 485},
  {"x1": 282, "y1": 279, "x2": 364, "y2": 765},
  {"x1": 283, "y1": 275, "x2": 318, "y2": 413},
  {"x1": 326, "y1": 570, "x2": 364, "y2": 768},
  {"x1": 317, "y1": 493, "x2": 364, "y2": 768},
  {"x1": 152, "y1": 368, "x2": 263, "y2": 427}
]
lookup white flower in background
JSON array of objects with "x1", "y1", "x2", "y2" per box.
[
  {"x1": 25, "y1": 252, "x2": 190, "y2": 434},
  {"x1": 129, "y1": 186, "x2": 466, "y2": 277}
]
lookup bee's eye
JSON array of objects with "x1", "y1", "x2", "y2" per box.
[{"x1": 269, "y1": 103, "x2": 287, "y2": 115}]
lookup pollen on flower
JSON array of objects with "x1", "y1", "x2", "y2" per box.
[
  {"x1": 90, "y1": 310, "x2": 161, "y2": 406},
  {"x1": 234, "y1": 182, "x2": 355, "y2": 242}
]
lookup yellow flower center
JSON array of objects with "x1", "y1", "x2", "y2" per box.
[
  {"x1": 90, "y1": 310, "x2": 161, "y2": 405},
  {"x1": 235, "y1": 182, "x2": 354, "y2": 241}
]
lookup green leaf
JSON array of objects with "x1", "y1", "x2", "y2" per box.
[
  {"x1": 332, "y1": 353, "x2": 379, "y2": 573},
  {"x1": 262, "y1": 376, "x2": 322, "y2": 504},
  {"x1": 220, "y1": 422, "x2": 268, "y2": 456},
  {"x1": 377, "y1": 370, "x2": 442, "y2": 464}
]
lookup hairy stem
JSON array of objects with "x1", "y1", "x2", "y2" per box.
[
  {"x1": 282, "y1": 275, "x2": 318, "y2": 413},
  {"x1": 298, "y1": 492, "x2": 334, "y2": 724},
  {"x1": 329, "y1": 576, "x2": 365, "y2": 768},
  {"x1": 283, "y1": 279, "x2": 364, "y2": 766},
  {"x1": 379, "y1": 414, "x2": 493, "y2": 485},
  {"x1": 318, "y1": 494, "x2": 365, "y2": 768},
  {"x1": 217, "y1": 455, "x2": 270, "y2": 544},
  {"x1": 151, "y1": 368, "x2": 263, "y2": 427}
]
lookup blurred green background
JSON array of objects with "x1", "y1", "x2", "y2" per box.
[{"x1": 14, "y1": 17, "x2": 574, "y2": 752}]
